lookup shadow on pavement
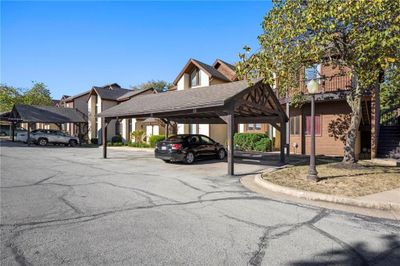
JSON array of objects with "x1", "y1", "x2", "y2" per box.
[{"x1": 290, "y1": 234, "x2": 400, "y2": 266}]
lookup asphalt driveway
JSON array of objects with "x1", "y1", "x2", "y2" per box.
[{"x1": 1, "y1": 141, "x2": 399, "y2": 265}]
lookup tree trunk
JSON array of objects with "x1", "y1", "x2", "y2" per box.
[{"x1": 343, "y1": 81, "x2": 362, "y2": 163}]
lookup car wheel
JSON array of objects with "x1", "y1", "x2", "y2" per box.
[
  {"x1": 162, "y1": 159, "x2": 170, "y2": 163},
  {"x1": 69, "y1": 140, "x2": 77, "y2": 147},
  {"x1": 217, "y1": 149, "x2": 226, "y2": 160},
  {"x1": 38, "y1": 138, "x2": 48, "y2": 146},
  {"x1": 185, "y1": 152, "x2": 195, "y2": 164}
]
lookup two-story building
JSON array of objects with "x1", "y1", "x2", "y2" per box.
[{"x1": 170, "y1": 58, "x2": 238, "y2": 144}]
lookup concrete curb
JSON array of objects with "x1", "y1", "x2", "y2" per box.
[
  {"x1": 254, "y1": 174, "x2": 400, "y2": 211},
  {"x1": 102, "y1": 146, "x2": 154, "y2": 152}
]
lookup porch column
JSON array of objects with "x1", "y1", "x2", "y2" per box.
[
  {"x1": 102, "y1": 118, "x2": 109, "y2": 158},
  {"x1": 280, "y1": 118, "x2": 286, "y2": 163},
  {"x1": 227, "y1": 113, "x2": 235, "y2": 176}
]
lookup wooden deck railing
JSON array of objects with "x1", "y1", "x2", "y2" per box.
[{"x1": 298, "y1": 75, "x2": 352, "y2": 94}]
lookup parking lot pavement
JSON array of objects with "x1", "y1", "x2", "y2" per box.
[{"x1": 1, "y1": 141, "x2": 399, "y2": 265}]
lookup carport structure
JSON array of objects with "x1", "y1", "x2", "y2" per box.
[
  {"x1": 7, "y1": 104, "x2": 88, "y2": 144},
  {"x1": 98, "y1": 79, "x2": 288, "y2": 175}
]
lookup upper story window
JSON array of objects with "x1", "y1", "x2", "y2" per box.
[
  {"x1": 190, "y1": 68, "x2": 200, "y2": 87},
  {"x1": 304, "y1": 64, "x2": 321, "y2": 82}
]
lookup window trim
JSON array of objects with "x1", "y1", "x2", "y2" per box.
[
  {"x1": 189, "y1": 69, "x2": 200, "y2": 88},
  {"x1": 290, "y1": 116, "x2": 301, "y2": 135}
]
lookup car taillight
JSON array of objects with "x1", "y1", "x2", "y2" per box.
[{"x1": 171, "y1": 143, "x2": 182, "y2": 150}]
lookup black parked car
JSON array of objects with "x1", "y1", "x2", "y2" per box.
[{"x1": 155, "y1": 134, "x2": 226, "y2": 164}]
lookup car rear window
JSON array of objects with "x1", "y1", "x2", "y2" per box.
[{"x1": 167, "y1": 135, "x2": 187, "y2": 141}]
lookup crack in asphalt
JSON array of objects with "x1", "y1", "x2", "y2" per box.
[
  {"x1": 174, "y1": 179, "x2": 206, "y2": 192},
  {"x1": 0, "y1": 196, "x2": 272, "y2": 228},
  {"x1": 248, "y1": 209, "x2": 329, "y2": 266},
  {"x1": 198, "y1": 190, "x2": 252, "y2": 201},
  {"x1": 59, "y1": 197, "x2": 84, "y2": 215},
  {"x1": 33, "y1": 173, "x2": 60, "y2": 185}
]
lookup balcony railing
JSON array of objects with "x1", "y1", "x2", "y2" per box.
[{"x1": 298, "y1": 75, "x2": 352, "y2": 94}]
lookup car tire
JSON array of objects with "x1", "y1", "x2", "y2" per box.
[
  {"x1": 69, "y1": 140, "x2": 77, "y2": 147},
  {"x1": 162, "y1": 159, "x2": 170, "y2": 163},
  {"x1": 217, "y1": 149, "x2": 226, "y2": 160},
  {"x1": 38, "y1": 138, "x2": 48, "y2": 146},
  {"x1": 185, "y1": 151, "x2": 195, "y2": 164}
]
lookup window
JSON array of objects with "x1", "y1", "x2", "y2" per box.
[
  {"x1": 248, "y1": 124, "x2": 261, "y2": 131},
  {"x1": 290, "y1": 116, "x2": 301, "y2": 135},
  {"x1": 128, "y1": 119, "x2": 132, "y2": 134},
  {"x1": 305, "y1": 115, "x2": 321, "y2": 136},
  {"x1": 188, "y1": 135, "x2": 200, "y2": 144},
  {"x1": 304, "y1": 64, "x2": 321, "y2": 82},
  {"x1": 190, "y1": 69, "x2": 200, "y2": 87},
  {"x1": 200, "y1": 136, "x2": 215, "y2": 144}
]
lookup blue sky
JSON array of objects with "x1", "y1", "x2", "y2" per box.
[{"x1": 1, "y1": 1, "x2": 272, "y2": 99}]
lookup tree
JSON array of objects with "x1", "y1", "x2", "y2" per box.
[
  {"x1": 236, "y1": 0, "x2": 399, "y2": 163},
  {"x1": 0, "y1": 82, "x2": 53, "y2": 112},
  {"x1": 131, "y1": 80, "x2": 172, "y2": 93},
  {"x1": 380, "y1": 64, "x2": 400, "y2": 122},
  {"x1": 22, "y1": 82, "x2": 53, "y2": 106},
  {"x1": 0, "y1": 85, "x2": 22, "y2": 112}
]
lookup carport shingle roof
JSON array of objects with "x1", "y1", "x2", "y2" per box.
[
  {"x1": 98, "y1": 79, "x2": 255, "y2": 118},
  {"x1": 10, "y1": 105, "x2": 87, "y2": 123}
]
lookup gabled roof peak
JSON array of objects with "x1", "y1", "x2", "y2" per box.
[{"x1": 173, "y1": 58, "x2": 231, "y2": 85}]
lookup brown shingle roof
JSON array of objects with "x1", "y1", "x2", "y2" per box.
[
  {"x1": 116, "y1": 87, "x2": 156, "y2": 101},
  {"x1": 92, "y1": 86, "x2": 131, "y2": 101},
  {"x1": 9, "y1": 105, "x2": 87, "y2": 123},
  {"x1": 98, "y1": 80, "x2": 253, "y2": 118},
  {"x1": 173, "y1": 58, "x2": 231, "y2": 85},
  {"x1": 65, "y1": 90, "x2": 91, "y2": 102}
]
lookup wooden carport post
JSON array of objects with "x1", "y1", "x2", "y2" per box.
[
  {"x1": 11, "y1": 122, "x2": 15, "y2": 142},
  {"x1": 77, "y1": 123, "x2": 82, "y2": 146},
  {"x1": 280, "y1": 116, "x2": 286, "y2": 164},
  {"x1": 102, "y1": 118, "x2": 110, "y2": 158},
  {"x1": 162, "y1": 119, "x2": 169, "y2": 140},
  {"x1": 27, "y1": 122, "x2": 31, "y2": 146},
  {"x1": 227, "y1": 113, "x2": 235, "y2": 176}
]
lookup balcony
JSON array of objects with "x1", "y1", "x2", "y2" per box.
[{"x1": 299, "y1": 75, "x2": 352, "y2": 94}]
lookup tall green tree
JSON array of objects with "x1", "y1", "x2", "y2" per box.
[
  {"x1": 22, "y1": 82, "x2": 53, "y2": 106},
  {"x1": 0, "y1": 82, "x2": 53, "y2": 112},
  {"x1": 0, "y1": 85, "x2": 22, "y2": 112},
  {"x1": 380, "y1": 65, "x2": 400, "y2": 121},
  {"x1": 131, "y1": 80, "x2": 172, "y2": 93},
  {"x1": 237, "y1": 0, "x2": 399, "y2": 163}
]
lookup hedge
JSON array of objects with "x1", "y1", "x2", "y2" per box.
[
  {"x1": 234, "y1": 133, "x2": 272, "y2": 152},
  {"x1": 106, "y1": 142, "x2": 151, "y2": 148},
  {"x1": 149, "y1": 135, "x2": 165, "y2": 147}
]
